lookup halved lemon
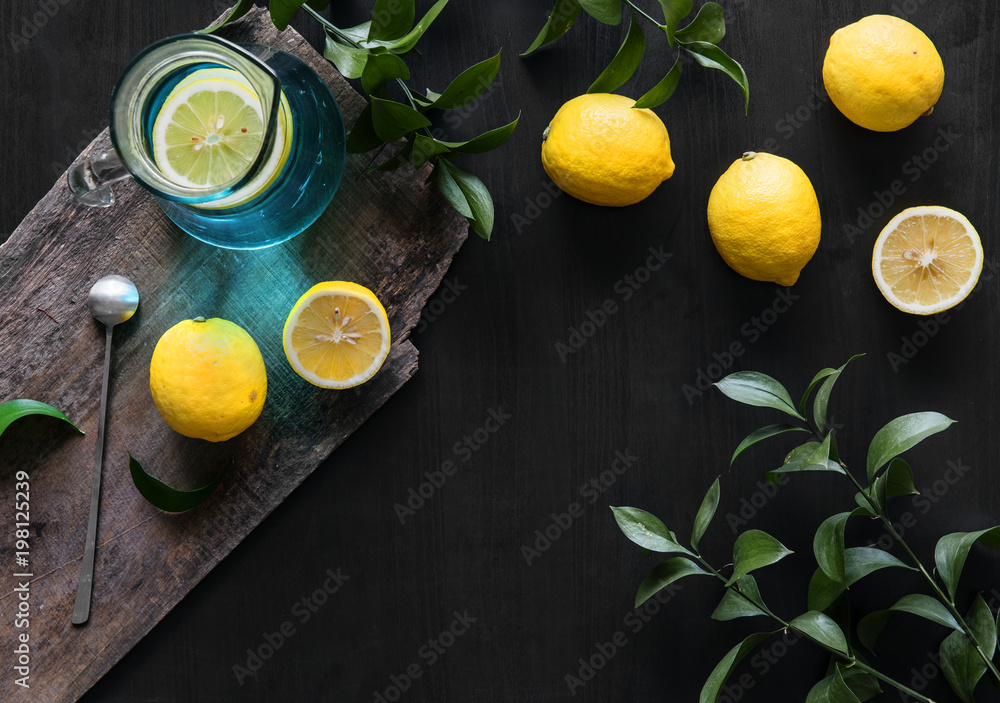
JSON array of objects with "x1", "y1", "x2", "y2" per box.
[
  {"x1": 283, "y1": 282, "x2": 391, "y2": 389},
  {"x1": 872, "y1": 206, "x2": 984, "y2": 315},
  {"x1": 151, "y1": 67, "x2": 292, "y2": 207}
]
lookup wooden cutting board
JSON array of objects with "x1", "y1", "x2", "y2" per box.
[{"x1": 0, "y1": 7, "x2": 466, "y2": 701}]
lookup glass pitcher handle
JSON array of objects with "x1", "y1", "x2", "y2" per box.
[{"x1": 67, "y1": 149, "x2": 132, "y2": 208}]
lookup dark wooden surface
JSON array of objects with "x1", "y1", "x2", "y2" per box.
[{"x1": 2, "y1": 1, "x2": 1000, "y2": 701}]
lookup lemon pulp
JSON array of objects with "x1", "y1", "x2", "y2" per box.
[
  {"x1": 151, "y1": 68, "x2": 293, "y2": 208},
  {"x1": 283, "y1": 282, "x2": 391, "y2": 389},
  {"x1": 872, "y1": 206, "x2": 983, "y2": 315}
]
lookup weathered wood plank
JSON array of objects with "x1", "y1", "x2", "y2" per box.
[{"x1": 0, "y1": 7, "x2": 466, "y2": 701}]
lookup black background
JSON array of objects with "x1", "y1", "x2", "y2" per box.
[{"x1": 3, "y1": 1, "x2": 1000, "y2": 701}]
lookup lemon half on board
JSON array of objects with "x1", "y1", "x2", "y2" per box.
[
  {"x1": 151, "y1": 67, "x2": 292, "y2": 207},
  {"x1": 283, "y1": 282, "x2": 391, "y2": 389},
  {"x1": 872, "y1": 206, "x2": 983, "y2": 315}
]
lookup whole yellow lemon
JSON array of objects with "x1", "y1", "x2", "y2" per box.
[
  {"x1": 707, "y1": 152, "x2": 821, "y2": 287},
  {"x1": 823, "y1": 15, "x2": 944, "y2": 132},
  {"x1": 149, "y1": 317, "x2": 267, "y2": 442},
  {"x1": 541, "y1": 93, "x2": 675, "y2": 207}
]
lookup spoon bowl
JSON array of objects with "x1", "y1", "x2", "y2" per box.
[{"x1": 87, "y1": 275, "x2": 139, "y2": 327}]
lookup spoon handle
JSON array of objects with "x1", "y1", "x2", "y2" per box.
[{"x1": 72, "y1": 324, "x2": 113, "y2": 625}]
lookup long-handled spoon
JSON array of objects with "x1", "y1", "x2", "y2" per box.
[{"x1": 72, "y1": 275, "x2": 138, "y2": 625}]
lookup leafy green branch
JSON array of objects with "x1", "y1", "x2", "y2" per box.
[
  {"x1": 613, "y1": 355, "x2": 1000, "y2": 702},
  {"x1": 205, "y1": 0, "x2": 519, "y2": 241},
  {"x1": 524, "y1": 0, "x2": 748, "y2": 112}
]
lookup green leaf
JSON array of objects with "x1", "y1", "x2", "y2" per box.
[
  {"x1": 655, "y1": 0, "x2": 693, "y2": 46},
  {"x1": 412, "y1": 116, "x2": 520, "y2": 169},
  {"x1": 436, "y1": 158, "x2": 495, "y2": 240},
  {"x1": 857, "y1": 610, "x2": 890, "y2": 653},
  {"x1": 522, "y1": 0, "x2": 582, "y2": 55},
  {"x1": 339, "y1": 20, "x2": 373, "y2": 43},
  {"x1": 580, "y1": 0, "x2": 622, "y2": 25},
  {"x1": 726, "y1": 529, "x2": 792, "y2": 586},
  {"x1": 712, "y1": 575, "x2": 768, "y2": 621},
  {"x1": 866, "y1": 411, "x2": 955, "y2": 482},
  {"x1": 844, "y1": 547, "x2": 915, "y2": 586},
  {"x1": 346, "y1": 102, "x2": 385, "y2": 154},
  {"x1": 699, "y1": 632, "x2": 777, "y2": 703},
  {"x1": 611, "y1": 506, "x2": 693, "y2": 555},
  {"x1": 412, "y1": 134, "x2": 452, "y2": 168},
  {"x1": 714, "y1": 372, "x2": 805, "y2": 420},
  {"x1": 839, "y1": 668, "x2": 882, "y2": 702},
  {"x1": 426, "y1": 51, "x2": 501, "y2": 110},
  {"x1": 437, "y1": 114, "x2": 520, "y2": 154},
  {"x1": 587, "y1": 11, "x2": 645, "y2": 94},
  {"x1": 361, "y1": 52, "x2": 411, "y2": 94},
  {"x1": 730, "y1": 423, "x2": 808, "y2": 466},
  {"x1": 324, "y1": 35, "x2": 369, "y2": 79},
  {"x1": 766, "y1": 440, "x2": 845, "y2": 484},
  {"x1": 633, "y1": 55, "x2": 683, "y2": 109},
  {"x1": 804, "y1": 433, "x2": 833, "y2": 470},
  {"x1": 269, "y1": 0, "x2": 310, "y2": 31},
  {"x1": 388, "y1": 0, "x2": 449, "y2": 54},
  {"x1": 893, "y1": 594, "x2": 963, "y2": 630},
  {"x1": 935, "y1": 527, "x2": 1000, "y2": 601},
  {"x1": 858, "y1": 593, "x2": 962, "y2": 652},
  {"x1": 814, "y1": 511, "x2": 851, "y2": 584},
  {"x1": 198, "y1": 0, "x2": 255, "y2": 34},
  {"x1": 370, "y1": 96, "x2": 431, "y2": 142},
  {"x1": 941, "y1": 595, "x2": 996, "y2": 703},
  {"x1": 128, "y1": 453, "x2": 229, "y2": 513},
  {"x1": 813, "y1": 354, "x2": 864, "y2": 435},
  {"x1": 635, "y1": 557, "x2": 711, "y2": 607},
  {"x1": 799, "y1": 367, "x2": 837, "y2": 417},
  {"x1": 368, "y1": 0, "x2": 415, "y2": 41},
  {"x1": 691, "y1": 476, "x2": 720, "y2": 551},
  {"x1": 0, "y1": 399, "x2": 82, "y2": 438},
  {"x1": 883, "y1": 458, "x2": 919, "y2": 498},
  {"x1": 682, "y1": 40, "x2": 749, "y2": 113},
  {"x1": 807, "y1": 568, "x2": 844, "y2": 613},
  {"x1": 674, "y1": 2, "x2": 725, "y2": 45},
  {"x1": 806, "y1": 665, "x2": 862, "y2": 703},
  {"x1": 435, "y1": 161, "x2": 473, "y2": 218},
  {"x1": 789, "y1": 610, "x2": 850, "y2": 656}
]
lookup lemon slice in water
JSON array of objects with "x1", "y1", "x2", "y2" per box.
[
  {"x1": 283, "y1": 282, "x2": 391, "y2": 389},
  {"x1": 872, "y1": 206, "x2": 984, "y2": 315},
  {"x1": 151, "y1": 68, "x2": 292, "y2": 207}
]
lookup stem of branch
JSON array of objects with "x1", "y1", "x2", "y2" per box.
[
  {"x1": 693, "y1": 554, "x2": 939, "y2": 702},
  {"x1": 624, "y1": 0, "x2": 663, "y2": 28},
  {"x1": 841, "y1": 466, "x2": 1000, "y2": 683}
]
